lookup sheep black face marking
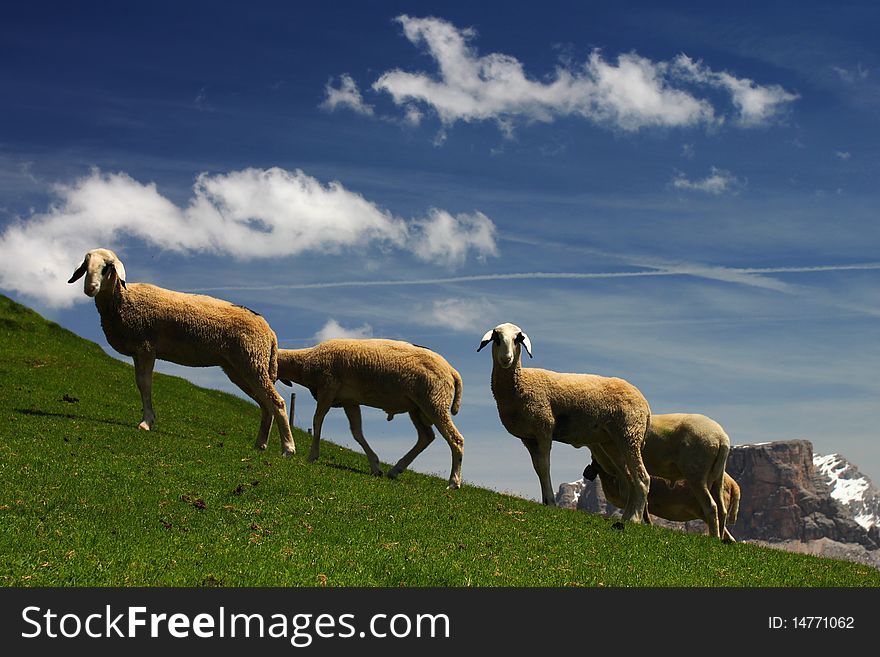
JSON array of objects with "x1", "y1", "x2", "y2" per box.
[{"x1": 583, "y1": 462, "x2": 600, "y2": 481}]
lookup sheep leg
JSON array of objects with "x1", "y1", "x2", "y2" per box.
[
  {"x1": 522, "y1": 436, "x2": 555, "y2": 506},
  {"x1": 133, "y1": 352, "x2": 156, "y2": 431},
  {"x1": 250, "y1": 373, "x2": 296, "y2": 456},
  {"x1": 617, "y1": 425, "x2": 650, "y2": 524},
  {"x1": 693, "y1": 482, "x2": 720, "y2": 538},
  {"x1": 308, "y1": 390, "x2": 336, "y2": 463},
  {"x1": 423, "y1": 411, "x2": 464, "y2": 490},
  {"x1": 722, "y1": 527, "x2": 737, "y2": 543},
  {"x1": 387, "y1": 411, "x2": 436, "y2": 482},
  {"x1": 222, "y1": 367, "x2": 274, "y2": 451},
  {"x1": 708, "y1": 445, "x2": 729, "y2": 540},
  {"x1": 343, "y1": 404, "x2": 382, "y2": 476},
  {"x1": 711, "y1": 476, "x2": 727, "y2": 541}
]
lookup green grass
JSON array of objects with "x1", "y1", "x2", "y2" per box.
[{"x1": 1, "y1": 294, "x2": 878, "y2": 587}]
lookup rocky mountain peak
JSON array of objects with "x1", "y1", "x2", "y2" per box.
[{"x1": 557, "y1": 439, "x2": 880, "y2": 568}]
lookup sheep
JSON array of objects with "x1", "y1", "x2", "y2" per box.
[
  {"x1": 583, "y1": 459, "x2": 740, "y2": 543},
  {"x1": 477, "y1": 322, "x2": 651, "y2": 523},
  {"x1": 276, "y1": 339, "x2": 465, "y2": 488},
  {"x1": 582, "y1": 412, "x2": 732, "y2": 539},
  {"x1": 68, "y1": 247, "x2": 296, "y2": 455}
]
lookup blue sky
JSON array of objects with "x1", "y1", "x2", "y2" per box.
[{"x1": 1, "y1": 1, "x2": 878, "y2": 501}]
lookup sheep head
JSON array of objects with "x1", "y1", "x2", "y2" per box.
[
  {"x1": 68, "y1": 248, "x2": 127, "y2": 297},
  {"x1": 477, "y1": 322, "x2": 532, "y2": 368},
  {"x1": 583, "y1": 460, "x2": 602, "y2": 481}
]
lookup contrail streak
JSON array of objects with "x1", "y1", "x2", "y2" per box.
[{"x1": 184, "y1": 262, "x2": 880, "y2": 293}]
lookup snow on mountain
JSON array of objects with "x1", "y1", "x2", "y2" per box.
[{"x1": 813, "y1": 452, "x2": 880, "y2": 530}]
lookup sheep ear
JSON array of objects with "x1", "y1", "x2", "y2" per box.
[
  {"x1": 112, "y1": 260, "x2": 126, "y2": 286},
  {"x1": 68, "y1": 259, "x2": 88, "y2": 284},
  {"x1": 517, "y1": 332, "x2": 533, "y2": 358},
  {"x1": 104, "y1": 261, "x2": 127, "y2": 287},
  {"x1": 477, "y1": 329, "x2": 494, "y2": 352}
]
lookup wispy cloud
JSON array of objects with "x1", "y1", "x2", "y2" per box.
[
  {"x1": 320, "y1": 74, "x2": 375, "y2": 116},
  {"x1": 185, "y1": 262, "x2": 880, "y2": 294},
  {"x1": 835, "y1": 151, "x2": 851, "y2": 160},
  {"x1": 313, "y1": 318, "x2": 373, "y2": 341},
  {"x1": 348, "y1": 15, "x2": 798, "y2": 137},
  {"x1": 0, "y1": 167, "x2": 498, "y2": 307},
  {"x1": 671, "y1": 166, "x2": 743, "y2": 195},
  {"x1": 831, "y1": 64, "x2": 869, "y2": 84},
  {"x1": 424, "y1": 297, "x2": 491, "y2": 332},
  {"x1": 672, "y1": 54, "x2": 799, "y2": 126}
]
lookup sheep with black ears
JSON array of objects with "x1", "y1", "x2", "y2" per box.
[
  {"x1": 478, "y1": 322, "x2": 652, "y2": 523},
  {"x1": 276, "y1": 338, "x2": 465, "y2": 489},
  {"x1": 68, "y1": 247, "x2": 296, "y2": 455}
]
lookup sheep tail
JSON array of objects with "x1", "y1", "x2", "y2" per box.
[
  {"x1": 450, "y1": 369, "x2": 463, "y2": 416},
  {"x1": 268, "y1": 336, "x2": 279, "y2": 383},
  {"x1": 710, "y1": 439, "x2": 730, "y2": 489}
]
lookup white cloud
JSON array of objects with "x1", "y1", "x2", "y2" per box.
[
  {"x1": 363, "y1": 15, "x2": 797, "y2": 136},
  {"x1": 672, "y1": 55, "x2": 799, "y2": 126},
  {"x1": 409, "y1": 209, "x2": 498, "y2": 268},
  {"x1": 426, "y1": 298, "x2": 490, "y2": 331},
  {"x1": 672, "y1": 166, "x2": 742, "y2": 195},
  {"x1": 320, "y1": 74, "x2": 374, "y2": 115},
  {"x1": 585, "y1": 51, "x2": 715, "y2": 130},
  {"x1": 313, "y1": 318, "x2": 373, "y2": 341},
  {"x1": 0, "y1": 167, "x2": 497, "y2": 307},
  {"x1": 835, "y1": 151, "x2": 851, "y2": 160}
]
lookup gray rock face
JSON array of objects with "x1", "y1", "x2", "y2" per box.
[
  {"x1": 726, "y1": 440, "x2": 879, "y2": 549},
  {"x1": 556, "y1": 439, "x2": 880, "y2": 564}
]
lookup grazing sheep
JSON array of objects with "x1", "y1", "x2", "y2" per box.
[
  {"x1": 276, "y1": 339, "x2": 465, "y2": 489},
  {"x1": 68, "y1": 248, "x2": 296, "y2": 455},
  {"x1": 477, "y1": 322, "x2": 651, "y2": 523},
  {"x1": 584, "y1": 458, "x2": 740, "y2": 543},
  {"x1": 583, "y1": 412, "x2": 732, "y2": 539}
]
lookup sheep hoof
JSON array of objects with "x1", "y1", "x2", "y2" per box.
[
  {"x1": 137, "y1": 421, "x2": 152, "y2": 431},
  {"x1": 386, "y1": 469, "x2": 400, "y2": 480},
  {"x1": 282, "y1": 449, "x2": 295, "y2": 458},
  {"x1": 611, "y1": 521, "x2": 625, "y2": 531},
  {"x1": 446, "y1": 482, "x2": 461, "y2": 490},
  {"x1": 306, "y1": 453, "x2": 319, "y2": 463}
]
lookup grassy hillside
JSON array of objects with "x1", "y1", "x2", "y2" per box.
[{"x1": 1, "y1": 294, "x2": 878, "y2": 587}]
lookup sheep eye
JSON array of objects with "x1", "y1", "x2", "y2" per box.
[
  {"x1": 493, "y1": 333, "x2": 500, "y2": 345},
  {"x1": 101, "y1": 264, "x2": 111, "y2": 275}
]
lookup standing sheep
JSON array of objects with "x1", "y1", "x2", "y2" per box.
[
  {"x1": 587, "y1": 413, "x2": 731, "y2": 539},
  {"x1": 478, "y1": 322, "x2": 652, "y2": 523},
  {"x1": 276, "y1": 339, "x2": 465, "y2": 489},
  {"x1": 583, "y1": 458, "x2": 740, "y2": 543},
  {"x1": 68, "y1": 248, "x2": 296, "y2": 455}
]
